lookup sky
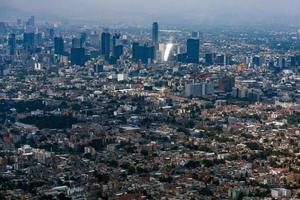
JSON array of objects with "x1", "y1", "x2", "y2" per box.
[{"x1": 1, "y1": 0, "x2": 300, "y2": 26}]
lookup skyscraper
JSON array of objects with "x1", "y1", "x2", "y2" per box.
[
  {"x1": 101, "y1": 32, "x2": 111, "y2": 61},
  {"x1": 252, "y1": 55, "x2": 261, "y2": 66},
  {"x1": 132, "y1": 42, "x2": 155, "y2": 64},
  {"x1": 71, "y1": 48, "x2": 85, "y2": 66},
  {"x1": 132, "y1": 42, "x2": 140, "y2": 62},
  {"x1": 113, "y1": 45, "x2": 123, "y2": 60},
  {"x1": 80, "y1": 32, "x2": 87, "y2": 47},
  {"x1": 152, "y1": 22, "x2": 159, "y2": 45},
  {"x1": 186, "y1": 39, "x2": 199, "y2": 63},
  {"x1": 205, "y1": 53, "x2": 215, "y2": 66},
  {"x1": 23, "y1": 32, "x2": 35, "y2": 54},
  {"x1": 72, "y1": 38, "x2": 82, "y2": 49},
  {"x1": 112, "y1": 33, "x2": 121, "y2": 56},
  {"x1": 54, "y1": 37, "x2": 64, "y2": 55},
  {"x1": 215, "y1": 54, "x2": 225, "y2": 66},
  {"x1": 90, "y1": 33, "x2": 100, "y2": 49},
  {"x1": 8, "y1": 33, "x2": 16, "y2": 56},
  {"x1": 26, "y1": 16, "x2": 35, "y2": 32}
]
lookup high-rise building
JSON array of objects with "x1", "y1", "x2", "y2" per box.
[
  {"x1": 177, "y1": 53, "x2": 187, "y2": 63},
  {"x1": 80, "y1": 32, "x2": 87, "y2": 42},
  {"x1": 290, "y1": 55, "x2": 300, "y2": 67},
  {"x1": 54, "y1": 37, "x2": 64, "y2": 55},
  {"x1": 112, "y1": 33, "x2": 121, "y2": 56},
  {"x1": 185, "y1": 82, "x2": 214, "y2": 97},
  {"x1": 94, "y1": 64, "x2": 104, "y2": 74},
  {"x1": 101, "y1": 32, "x2": 111, "y2": 61},
  {"x1": 186, "y1": 39, "x2": 199, "y2": 63},
  {"x1": 192, "y1": 31, "x2": 201, "y2": 38},
  {"x1": 132, "y1": 42, "x2": 155, "y2": 64},
  {"x1": 113, "y1": 45, "x2": 123, "y2": 59},
  {"x1": 71, "y1": 48, "x2": 85, "y2": 66},
  {"x1": 23, "y1": 32, "x2": 35, "y2": 54},
  {"x1": 34, "y1": 33, "x2": 42, "y2": 47},
  {"x1": 8, "y1": 33, "x2": 16, "y2": 56},
  {"x1": 132, "y1": 42, "x2": 140, "y2": 61},
  {"x1": 25, "y1": 16, "x2": 35, "y2": 32},
  {"x1": 90, "y1": 34, "x2": 100, "y2": 49},
  {"x1": 205, "y1": 53, "x2": 215, "y2": 66},
  {"x1": 152, "y1": 22, "x2": 159, "y2": 45},
  {"x1": 215, "y1": 54, "x2": 225, "y2": 66},
  {"x1": 219, "y1": 75, "x2": 235, "y2": 93},
  {"x1": 252, "y1": 55, "x2": 261, "y2": 66},
  {"x1": 72, "y1": 38, "x2": 82, "y2": 48}
]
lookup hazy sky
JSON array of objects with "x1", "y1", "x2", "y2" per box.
[{"x1": 1, "y1": 0, "x2": 300, "y2": 26}]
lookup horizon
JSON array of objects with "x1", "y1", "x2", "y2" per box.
[{"x1": 1, "y1": 0, "x2": 300, "y2": 27}]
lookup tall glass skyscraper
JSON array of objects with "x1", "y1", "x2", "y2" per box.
[
  {"x1": 152, "y1": 22, "x2": 159, "y2": 45},
  {"x1": 101, "y1": 32, "x2": 111, "y2": 61},
  {"x1": 187, "y1": 39, "x2": 200, "y2": 63}
]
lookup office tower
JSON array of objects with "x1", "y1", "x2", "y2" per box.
[
  {"x1": 132, "y1": 42, "x2": 140, "y2": 61},
  {"x1": 23, "y1": 32, "x2": 35, "y2": 54},
  {"x1": 71, "y1": 48, "x2": 85, "y2": 66},
  {"x1": 80, "y1": 32, "x2": 87, "y2": 47},
  {"x1": 34, "y1": 33, "x2": 42, "y2": 47},
  {"x1": 205, "y1": 53, "x2": 215, "y2": 66},
  {"x1": 186, "y1": 39, "x2": 199, "y2": 63},
  {"x1": 226, "y1": 55, "x2": 232, "y2": 65},
  {"x1": 54, "y1": 37, "x2": 64, "y2": 55},
  {"x1": 152, "y1": 22, "x2": 159, "y2": 45},
  {"x1": 113, "y1": 45, "x2": 123, "y2": 59},
  {"x1": 94, "y1": 64, "x2": 104, "y2": 74},
  {"x1": 268, "y1": 60, "x2": 275, "y2": 68},
  {"x1": 8, "y1": 33, "x2": 16, "y2": 56},
  {"x1": 215, "y1": 54, "x2": 225, "y2": 66},
  {"x1": 252, "y1": 55, "x2": 261, "y2": 66},
  {"x1": 112, "y1": 33, "x2": 121, "y2": 56},
  {"x1": 132, "y1": 43, "x2": 155, "y2": 64},
  {"x1": 90, "y1": 34, "x2": 100, "y2": 49},
  {"x1": 145, "y1": 46, "x2": 155, "y2": 63},
  {"x1": 219, "y1": 76, "x2": 235, "y2": 93},
  {"x1": 25, "y1": 16, "x2": 35, "y2": 32},
  {"x1": 177, "y1": 53, "x2": 187, "y2": 63},
  {"x1": 91, "y1": 34, "x2": 100, "y2": 49},
  {"x1": 101, "y1": 32, "x2": 111, "y2": 61},
  {"x1": 112, "y1": 33, "x2": 120, "y2": 47},
  {"x1": 192, "y1": 31, "x2": 200, "y2": 38},
  {"x1": 185, "y1": 82, "x2": 214, "y2": 97},
  {"x1": 72, "y1": 38, "x2": 82, "y2": 48}
]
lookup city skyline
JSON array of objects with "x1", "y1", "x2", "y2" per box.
[{"x1": 0, "y1": 1, "x2": 300, "y2": 199}]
